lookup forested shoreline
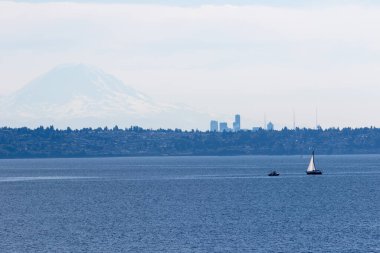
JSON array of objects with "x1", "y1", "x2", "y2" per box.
[{"x1": 1, "y1": 126, "x2": 380, "y2": 158}]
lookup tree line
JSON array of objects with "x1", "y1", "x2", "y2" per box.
[{"x1": 0, "y1": 126, "x2": 380, "y2": 158}]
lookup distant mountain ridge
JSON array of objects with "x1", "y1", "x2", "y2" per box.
[{"x1": 0, "y1": 64, "x2": 208, "y2": 129}]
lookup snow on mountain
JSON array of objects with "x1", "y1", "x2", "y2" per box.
[{"x1": 0, "y1": 64, "x2": 208, "y2": 129}]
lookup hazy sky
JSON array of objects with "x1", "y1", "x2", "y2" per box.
[{"x1": 1, "y1": 0, "x2": 380, "y2": 129}]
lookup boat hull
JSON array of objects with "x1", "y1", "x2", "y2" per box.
[
  {"x1": 306, "y1": 170, "x2": 322, "y2": 175},
  {"x1": 268, "y1": 171, "x2": 280, "y2": 176}
]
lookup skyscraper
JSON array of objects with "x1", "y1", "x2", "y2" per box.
[
  {"x1": 210, "y1": 120, "x2": 218, "y2": 132},
  {"x1": 267, "y1": 121, "x2": 274, "y2": 131},
  {"x1": 219, "y1": 122, "x2": 228, "y2": 132},
  {"x1": 233, "y1": 114, "x2": 241, "y2": 132}
]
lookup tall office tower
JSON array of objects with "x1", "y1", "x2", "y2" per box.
[
  {"x1": 210, "y1": 120, "x2": 219, "y2": 132},
  {"x1": 233, "y1": 114, "x2": 241, "y2": 132},
  {"x1": 267, "y1": 121, "x2": 274, "y2": 131},
  {"x1": 219, "y1": 122, "x2": 228, "y2": 132}
]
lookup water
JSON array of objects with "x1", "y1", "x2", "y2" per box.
[{"x1": 0, "y1": 155, "x2": 379, "y2": 252}]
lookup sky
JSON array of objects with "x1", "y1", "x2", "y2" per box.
[{"x1": 1, "y1": 0, "x2": 380, "y2": 129}]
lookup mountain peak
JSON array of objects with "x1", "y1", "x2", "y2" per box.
[
  {"x1": 11, "y1": 63, "x2": 143, "y2": 105},
  {"x1": 1, "y1": 64, "x2": 209, "y2": 129}
]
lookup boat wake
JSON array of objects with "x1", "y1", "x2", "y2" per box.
[{"x1": 0, "y1": 176, "x2": 98, "y2": 182}]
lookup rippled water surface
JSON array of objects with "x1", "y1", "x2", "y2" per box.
[{"x1": 0, "y1": 155, "x2": 379, "y2": 252}]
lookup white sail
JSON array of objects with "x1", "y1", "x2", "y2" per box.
[{"x1": 307, "y1": 153, "x2": 316, "y2": 172}]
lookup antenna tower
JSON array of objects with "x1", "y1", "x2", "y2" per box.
[
  {"x1": 264, "y1": 113, "x2": 267, "y2": 129},
  {"x1": 316, "y1": 107, "x2": 318, "y2": 129}
]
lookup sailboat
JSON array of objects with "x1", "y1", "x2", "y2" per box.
[{"x1": 306, "y1": 151, "x2": 322, "y2": 175}]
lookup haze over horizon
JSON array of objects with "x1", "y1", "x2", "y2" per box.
[{"x1": 1, "y1": 0, "x2": 380, "y2": 129}]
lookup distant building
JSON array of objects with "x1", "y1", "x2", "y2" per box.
[
  {"x1": 252, "y1": 127, "x2": 260, "y2": 132},
  {"x1": 233, "y1": 114, "x2": 241, "y2": 132},
  {"x1": 267, "y1": 122, "x2": 274, "y2": 131},
  {"x1": 210, "y1": 120, "x2": 219, "y2": 132},
  {"x1": 219, "y1": 122, "x2": 229, "y2": 132}
]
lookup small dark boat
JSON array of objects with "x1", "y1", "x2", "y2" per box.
[
  {"x1": 268, "y1": 170, "x2": 280, "y2": 176},
  {"x1": 306, "y1": 151, "x2": 323, "y2": 175}
]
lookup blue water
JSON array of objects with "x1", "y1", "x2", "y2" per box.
[{"x1": 0, "y1": 155, "x2": 379, "y2": 252}]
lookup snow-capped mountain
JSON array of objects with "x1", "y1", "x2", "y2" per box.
[{"x1": 0, "y1": 64, "x2": 208, "y2": 129}]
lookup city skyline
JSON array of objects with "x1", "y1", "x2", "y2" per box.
[
  {"x1": 1, "y1": 0, "x2": 380, "y2": 129},
  {"x1": 210, "y1": 114, "x2": 276, "y2": 132}
]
